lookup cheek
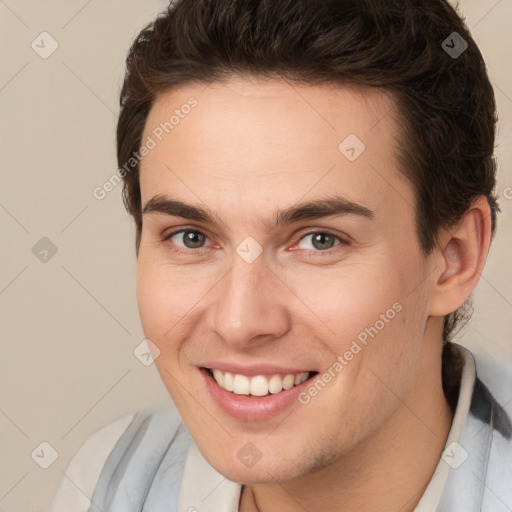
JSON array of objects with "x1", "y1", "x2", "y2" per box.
[
  {"x1": 315, "y1": 255, "x2": 428, "y2": 392},
  {"x1": 311, "y1": 262, "x2": 405, "y2": 342},
  {"x1": 136, "y1": 260, "x2": 165, "y2": 336},
  {"x1": 136, "y1": 253, "x2": 197, "y2": 404},
  {"x1": 136, "y1": 247, "x2": 203, "y2": 337},
  {"x1": 136, "y1": 250, "x2": 188, "y2": 345}
]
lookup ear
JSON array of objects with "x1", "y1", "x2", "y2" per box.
[{"x1": 428, "y1": 196, "x2": 492, "y2": 317}]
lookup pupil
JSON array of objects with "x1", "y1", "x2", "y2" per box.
[
  {"x1": 313, "y1": 233, "x2": 333, "y2": 250},
  {"x1": 185, "y1": 231, "x2": 204, "y2": 248}
]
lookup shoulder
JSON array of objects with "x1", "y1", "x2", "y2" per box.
[
  {"x1": 444, "y1": 345, "x2": 512, "y2": 510},
  {"x1": 457, "y1": 344, "x2": 512, "y2": 441},
  {"x1": 469, "y1": 346, "x2": 512, "y2": 407},
  {"x1": 48, "y1": 404, "x2": 187, "y2": 512}
]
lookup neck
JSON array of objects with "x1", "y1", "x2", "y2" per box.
[{"x1": 240, "y1": 332, "x2": 455, "y2": 512}]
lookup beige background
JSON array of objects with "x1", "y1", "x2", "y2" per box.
[{"x1": 0, "y1": 1, "x2": 511, "y2": 510}]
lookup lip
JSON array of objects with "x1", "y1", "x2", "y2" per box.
[
  {"x1": 199, "y1": 367, "x2": 317, "y2": 422},
  {"x1": 200, "y1": 362, "x2": 314, "y2": 377}
]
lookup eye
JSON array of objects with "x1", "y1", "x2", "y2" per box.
[
  {"x1": 162, "y1": 228, "x2": 349, "y2": 255},
  {"x1": 296, "y1": 231, "x2": 346, "y2": 252},
  {"x1": 164, "y1": 229, "x2": 211, "y2": 251}
]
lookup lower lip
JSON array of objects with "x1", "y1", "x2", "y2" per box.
[{"x1": 200, "y1": 368, "x2": 314, "y2": 422}]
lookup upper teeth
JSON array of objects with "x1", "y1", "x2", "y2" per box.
[{"x1": 211, "y1": 369, "x2": 309, "y2": 396}]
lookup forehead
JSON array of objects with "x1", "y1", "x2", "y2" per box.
[{"x1": 139, "y1": 77, "x2": 412, "y2": 225}]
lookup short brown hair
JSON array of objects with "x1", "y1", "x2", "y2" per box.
[{"x1": 117, "y1": 0, "x2": 499, "y2": 345}]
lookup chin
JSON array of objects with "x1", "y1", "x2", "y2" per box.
[
  {"x1": 202, "y1": 442, "x2": 323, "y2": 485},
  {"x1": 215, "y1": 460, "x2": 300, "y2": 485}
]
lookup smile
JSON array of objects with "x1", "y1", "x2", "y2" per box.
[
  {"x1": 207, "y1": 368, "x2": 311, "y2": 396},
  {"x1": 200, "y1": 365, "x2": 320, "y2": 421}
]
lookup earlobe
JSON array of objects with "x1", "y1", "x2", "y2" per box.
[{"x1": 429, "y1": 196, "x2": 492, "y2": 316}]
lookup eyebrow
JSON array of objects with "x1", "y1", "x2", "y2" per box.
[{"x1": 142, "y1": 194, "x2": 374, "y2": 229}]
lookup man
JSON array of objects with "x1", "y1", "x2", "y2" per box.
[{"x1": 49, "y1": 0, "x2": 512, "y2": 511}]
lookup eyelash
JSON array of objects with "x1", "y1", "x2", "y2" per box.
[{"x1": 161, "y1": 228, "x2": 349, "y2": 256}]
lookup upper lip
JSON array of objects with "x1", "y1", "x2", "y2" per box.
[{"x1": 200, "y1": 362, "x2": 315, "y2": 376}]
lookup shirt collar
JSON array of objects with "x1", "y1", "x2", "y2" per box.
[
  {"x1": 412, "y1": 343, "x2": 476, "y2": 511},
  {"x1": 178, "y1": 440, "x2": 241, "y2": 512}
]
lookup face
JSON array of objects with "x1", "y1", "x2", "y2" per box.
[{"x1": 136, "y1": 77, "x2": 436, "y2": 483}]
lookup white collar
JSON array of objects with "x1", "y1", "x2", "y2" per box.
[
  {"x1": 177, "y1": 439, "x2": 241, "y2": 512},
  {"x1": 413, "y1": 344, "x2": 475, "y2": 511}
]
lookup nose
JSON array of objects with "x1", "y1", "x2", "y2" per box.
[{"x1": 211, "y1": 254, "x2": 291, "y2": 350}]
